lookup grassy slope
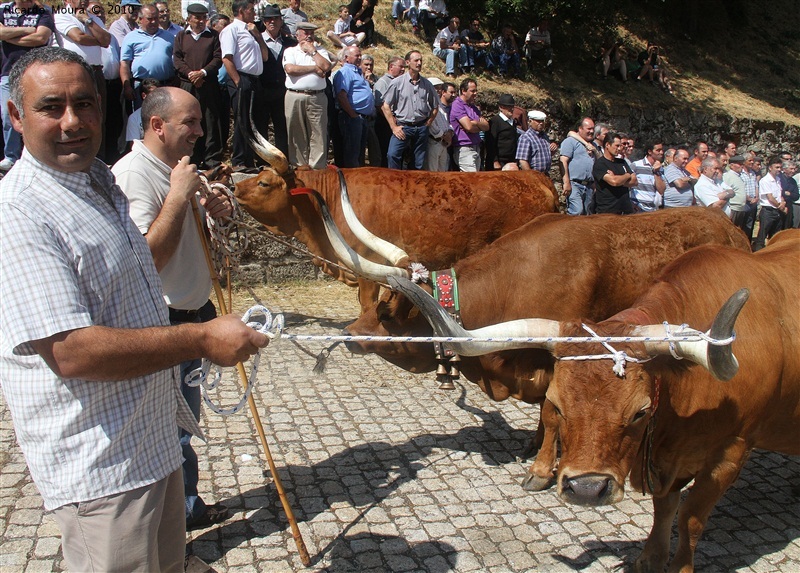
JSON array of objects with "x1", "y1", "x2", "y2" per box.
[{"x1": 167, "y1": 0, "x2": 799, "y2": 126}]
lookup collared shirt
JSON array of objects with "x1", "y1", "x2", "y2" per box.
[
  {"x1": 55, "y1": 13, "x2": 106, "y2": 66},
  {"x1": 181, "y1": 0, "x2": 217, "y2": 20},
  {"x1": 663, "y1": 163, "x2": 694, "y2": 207},
  {"x1": 121, "y1": 28, "x2": 176, "y2": 81},
  {"x1": 428, "y1": 100, "x2": 452, "y2": 139},
  {"x1": 694, "y1": 173, "x2": 731, "y2": 215},
  {"x1": 630, "y1": 157, "x2": 663, "y2": 212},
  {"x1": 173, "y1": 26, "x2": 222, "y2": 81},
  {"x1": 516, "y1": 127, "x2": 551, "y2": 172},
  {"x1": 559, "y1": 136, "x2": 593, "y2": 181},
  {"x1": 450, "y1": 97, "x2": 481, "y2": 147},
  {"x1": 108, "y1": 17, "x2": 136, "y2": 52},
  {"x1": 333, "y1": 62, "x2": 374, "y2": 115},
  {"x1": 524, "y1": 26, "x2": 550, "y2": 48},
  {"x1": 220, "y1": 17, "x2": 264, "y2": 75},
  {"x1": 281, "y1": 6, "x2": 308, "y2": 35},
  {"x1": 373, "y1": 72, "x2": 395, "y2": 108},
  {"x1": 723, "y1": 169, "x2": 747, "y2": 211},
  {"x1": 160, "y1": 22, "x2": 183, "y2": 39},
  {"x1": 282, "y1": 44, "x2": 330, "y2": 90},
  {"x1": 758, "y1": 172, "x2": 782, "y2": 207},
  {"x1": 383, "y1": 72, "x2": 438, "y2": 124},
  {"x1": 113, "y1": 140, "x2": 212, "y2": 310},
  {"x1": 0, "y1": 151, "x2": 198, "y2": 511},
  {"x1": 741, "y1": 168, "x2": 758, "y2": 200}
]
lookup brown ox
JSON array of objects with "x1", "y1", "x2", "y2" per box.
[
  {"x1": 402, "y1": 230, "x2": 799, "y2": 572},
  {"x1": 233, "y1": 133, "x2": 558, "y2": 312},
  {"x1": 343, "y1": 208, "x2": 751, "y2": 489}
]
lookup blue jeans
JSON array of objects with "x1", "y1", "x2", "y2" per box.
[
  {"x1": 338, "y1": 113, "x2": 368, "y2": 168},
  {"x1": 567, "y1": 181, "x2": 594, "y2": 215},
  {"x1": 465, "y1": 46, "x2": 495, "y2": 69},
  {"x1": 497, "y1": 52, "x2": 521, "y2": 75},
  {"x1": 391, "y1": 1, "x2": 417, "y2": 25},
  {"x1": 387, "y1": 125, "x2": 428, "y2": 170},
  {"x1": 433, "y1": 46, "x2": 466, "y2": 75},
  {"x1": 179, "y1": 357, "x2": 205, "y2": 520},
  {"x1": 1, "y1": 75, "x2": 22, "y2": 163}
]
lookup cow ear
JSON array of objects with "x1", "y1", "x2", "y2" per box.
[
  {"x1": 407, "y1": 305, "x2": 419, "y2": 319},
  {"x1": 377, "y1": 300, "x2": 392, "y2": 322}
]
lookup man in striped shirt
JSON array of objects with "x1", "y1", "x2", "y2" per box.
[{"x1": 630, "y1": 139, "x2": 666, "y2": 212}]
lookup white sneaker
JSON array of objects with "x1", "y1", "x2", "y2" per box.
[{"x1": 0, "y1": 158, "x2": 15, "y2": 171}]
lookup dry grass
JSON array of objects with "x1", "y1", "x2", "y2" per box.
[{"x1": 158, "y1": 0, "x2": 799, "y2": 126}]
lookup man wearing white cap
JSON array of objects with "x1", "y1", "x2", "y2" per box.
[
  {"x1": 516, "y1": 109, "x2": 553, "y2": 172},
  {"x1": 424, "y1": 77, "x2": 454, "y2": 171}
]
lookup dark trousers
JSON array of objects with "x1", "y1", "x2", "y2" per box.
[
  {"x1": 374, "y1": 112, "x2": 392, "y2": 167},
  {"x1": 753, "y1": 206, "x2": 783, "y2": 251},
  {"x1": 227, "y1": 73, "x2": 259, "y2": 167},
  {"x1": 253, "y1": 83, "x2": 289, "y2": 157},
  {"x1": 338, "y1": 113, "x2": 368, "y2": 168},
  {"x1": 180, "y1": 78, "x2": 223, "y2": 168},
  {"x1": 104, "y1": 77, "x2": 125, "y2": 164}
]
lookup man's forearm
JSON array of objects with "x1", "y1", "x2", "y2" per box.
[{"x1": 145, "y1": 194, "x2": 194, "y2": 271}]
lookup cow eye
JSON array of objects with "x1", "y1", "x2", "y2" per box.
[
  {"x1": 552, "y1": 403, "x2": 563, "y2": 418},
  {"x1": 257, "y1": 180, "x2": 269, "y2": 187},
  {"x1": 631, "y1": 408, "x2": 648, "y2": 423}
]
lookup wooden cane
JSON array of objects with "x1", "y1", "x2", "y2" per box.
[{"x1": 191, "y1": 198, "x2": 311, "y2": 566}]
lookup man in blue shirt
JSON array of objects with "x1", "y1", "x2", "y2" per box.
[
  {"x1": 120, "y1": 4, "x2": 176, "y2": 107},
  {"x1": 333, "y1": 45, "x2": 375, "y2": 167}
]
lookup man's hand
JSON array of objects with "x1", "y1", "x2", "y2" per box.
[
  {"x1": 170, "y1": 156, "x2": 201, "y2": 202},
  {"x1": 392, "y1": 125, "x2": 406, "y2": 140},
  {"x1": 651, "y1": 160, "x2": 662, "y2": 171},
  {"x1": 201, "y1": 315, "x2": 269, "y2": 366},
  {"x1": 188, "y1": 70, "x2": 205, "y2": 85},
  {"x1": 200, "y1": 186, "x2": 233, "y2": 219}
]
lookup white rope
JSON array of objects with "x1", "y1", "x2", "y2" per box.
[
  {"x1": 199, "y1": 177, "x2": 249, "y2": 278},
  {"x1": 664, "y1": 321, "x2": 687, "y2": 360},
  {"x1": 557, "y1": 323, "x2": 653, "y2": 377}
]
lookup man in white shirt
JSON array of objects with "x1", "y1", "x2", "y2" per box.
[
  {"x1": 752, "y1": 156, "x2": 787, "y2": 251},
  {"x1": 282, "y1": 21, "x2": 332, "y2": 169},
  {"x1": 423, "y1": 77, "x2": 454, "y2": 171},
  {"x1": 694, "y1": 157, "x2": 733, "y2": 216},
  {"x1": 220, "y1": 0, "x2": 269, "y2": 167},
  {"x1": 432, "y1": 16, "x2": 465, "y2": 78}
]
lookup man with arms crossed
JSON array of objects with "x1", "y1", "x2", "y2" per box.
[{"x1": 0, "y1": 47, "x2": 266, "y2": 572}]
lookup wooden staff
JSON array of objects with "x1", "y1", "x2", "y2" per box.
[{"x1": 191, "y1": 198, "x2": 311, "y2": 566}]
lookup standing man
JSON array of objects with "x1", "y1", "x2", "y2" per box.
[
  {"x1": 592, "y1": 132, "x2": 637, "y2": 214},
  {"x1": 685, "y1": 140, "x2": 708, "y2": 178},
  {"x1": 220, "y1": 0, "x2": 269, "y2": 168},
  {"x1": 173, "y1": 3, "x2": 223, "y2": 168},
  {"x1": 120, "y1": 4, "x2": 176, "y2": 107},
  {"x1": 662, "y1": 147, "x2": 696, "y2": 208},
  {"x1": 281, "y1": 0, "x2": 308, "y2": 38},
  {"x1": 55, "y1": 0, "x2": 111, "y2": 161},
  {"x1": 752, "y1": 156, "x2": 787, "y2": 251},
  {"x1": 372, "y1": 55, "x2": 405, "y2": 167},
  {"x1": 723, "y1": 154, "x2": 749, "y2": 232},
  {"x1": 382, "y1": 50, "x2": 438, "y2": 170},
  {"x1": 485, "y1": 93, "x2": 520, "y2": 171},
  {"x1": 334, "y1": 45, "x2": 374, "y2": 167},
  {"x1": 630, "y1": 139, "x2": 666, "y2": 212},
  {"x1": 449, "y1": 78, "x2": 488, "y2": 172},
  {"x1": 155, "y1": 1, "x2": 182, "y2": 38},
  {"x1": 740, "y1": 150, "x2": 760, "y2": 238},
  {"x1": 424, "y1": 78, "x2": 454, "y2": 171},
  {"x1": 559, "y1": 117, "x2": 595, "y2": 215},
  {"x1": 108, "y1": 0, "x2": 141, "y2": 50},
  {"x1": 1, "y1": 47, "x2": 266, "y2": 573},
  {"x1": 113, "y1": 87, "x2": 239, "y2": 531},
  {"x1": 516, "y1": 109, "x2": 553, "y2": 172},
  {"x1": 283, "y1": 21, "x2": 332, "y2": 169},
  {"x1": 0, "y1": 0, "x2": 54, "y2": 171},
  {"x1": 694, "y1": 157, "x2": 733, "y2": 215}
]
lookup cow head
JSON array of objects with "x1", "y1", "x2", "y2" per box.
[{"x1": 388, "y1": 277, "x2": 749, "y2": 502}]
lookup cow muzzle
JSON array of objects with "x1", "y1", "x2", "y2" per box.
[{"x1": 558, "y1": 472, "x2": 622, "y2": 506}]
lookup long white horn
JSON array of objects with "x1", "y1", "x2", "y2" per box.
[
  {"x1": 635, "y1": 288, "x2": 749, "y2": 381},
  {"x1": 388, "y1": 276, "x2": 560, "y2": 355},
  {"x1": 248, "y1": 97, "x2": 289, "y2": 174},
  {"x1": 336, "y1": 169, "x2": 409, "y2": 266},
  {"x1": 292, "y1": 188, "x2": 409, "y2": 282}
]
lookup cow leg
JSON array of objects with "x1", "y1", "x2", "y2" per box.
[
  {"x1": 521, "y1": 399, "x2": 558, "y2": 491},
  {"x1": 635, "y1": 489, "x2": 680, "y2": 573},
  {"x1": 667, "y1": 438, "x2": 750, "y2": 573},
  {"x1": 519, "y1": 414, "x2": 546, "y2": 459},
  {"x1": 357, "y1": 279, "x2": 381, "y2": 313}
]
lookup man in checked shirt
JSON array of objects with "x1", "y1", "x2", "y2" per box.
[{"x1": 0, "y1": 47, "x2": 267, "y2": 572}]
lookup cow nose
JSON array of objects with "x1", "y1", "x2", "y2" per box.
[{"x1": 560, "y1": 473, "x2": 614, "y2": 506}]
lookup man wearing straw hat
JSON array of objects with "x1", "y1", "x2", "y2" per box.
[
  {"x1": 113, "y1": 86, "x2": 237, "y2": 531},
  {"x1": 0, "y1": 47, "x2": 266, "y2": 572}
]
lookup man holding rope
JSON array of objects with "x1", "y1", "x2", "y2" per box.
[
  {"x1": 112, "y1": 86, "x2": 235, "y2": 531},
  {"x1": 0, "y1": 47, "x2": 267, "y2": 572}
]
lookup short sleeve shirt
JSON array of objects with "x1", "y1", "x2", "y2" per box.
[
  {"x1": 559, "y1": 137, "x2": 594, "y2": 181},
  {"x1": 333, "y1": 62, "x2": 374, "y2": 115},
  {"x1": 55, "y1": 13, "x2": 105, "y2": 65},
  {"x1": 0, "y1": 2, "x2": 54, "y2": 76},
  {"x1": 450, "y1": 97, "x2": 481, "y2": 147},
  {"x1": 663, "y1": 163, "x2": 694, "y2": 207},
  {"x1": 220, "y1": 18, "x2": 263, "y2": 75},
  {"x1": 120, "y1": 28, "x2": 175, "y2": 81},
  {"x1": 383, "y1": 72, "x2": 437, "y2": 123}
]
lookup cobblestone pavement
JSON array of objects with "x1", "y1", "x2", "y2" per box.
[{"x1": 1, "y1": 281, "x2": 799, "y2": 573}]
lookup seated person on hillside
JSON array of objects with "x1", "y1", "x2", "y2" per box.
[
  {"x1": 327, "y1": 5, "x2": 365, "y2": 47},
  {"x1": 599, "y1": 38, "x2": 627, "y2": 82},
  {"x1": 636, "y1": 41, "x2": 673, "y2": 93},
  {"x1": 492, "y1": 24, "x2": 522, "y2": 78},
  {"x1": 418, "y1": 0, "x2": 447, "y2": 42},
  {"x1": 433, "y1": 17, "x2": 467, "y2": 78},
  {"x1": 391, "y1": 0, "x2": 418, "y2": 32},
  {"x1": 348, "y1": 0, "x2": 377, "y2": 47},
  {"x1": 460, "y1": 18, "x2": 494, "y2": 73},
  {"x1": 523, "y1": 18, "x2": 553, "y2": 74}
]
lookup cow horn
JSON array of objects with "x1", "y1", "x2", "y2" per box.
[
  {"x1": 335, "y1": 170, "x2": 410, "y2": 267},
  {"x1": 291, "y1": 188, "x2": 409, "y2": 282},
  {"x1": 248, "y1": 98, "x2": 289, "y2": 175},
  {"x1": 387, "y1": 276, "x2": 560, "y2": 355},
  {"x1": 635, "y1": 288, "x2": 749, "y2": 381}
]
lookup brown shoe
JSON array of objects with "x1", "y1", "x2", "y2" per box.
[{"x1": 186, "y1": 503, "x2": 230, "y2": 531}]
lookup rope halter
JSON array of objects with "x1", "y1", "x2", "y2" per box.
[{"x1": 557, "y1": 323, "x2": 653, "y2": 377}]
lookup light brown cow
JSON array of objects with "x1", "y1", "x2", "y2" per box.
[{"x1": 398, "y1": 230, "x2": 800, "y2": 572}]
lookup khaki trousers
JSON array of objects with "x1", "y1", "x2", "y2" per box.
[
  {"x1": 52, "y1": 468, "x2": 185, "y2": 573},
  {"x1": 284, "y1": 90, "x2": 328, "y2": 169}
]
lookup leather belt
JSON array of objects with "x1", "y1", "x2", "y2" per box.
[
  {"x1": 571, "y1": 178, "x2": 593, "y2": 185},
  {"x1": 169, "y1": 307, "x2": 201, "y2": 322},
  {"x1": 429, "y1": 134, "x2": 443, "y2": 141},
  {"x1": 288, "y1": 88, "x2": 324, "y2": 95},
  {"x1": 399, "y1": 120, "x2": 427, "y2": 127}
]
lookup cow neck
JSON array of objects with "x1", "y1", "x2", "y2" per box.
[
  {"x1": 641, "y1": 375, "x2": 661, "y2": 495},
  {"x1": 289, "y1": 175, "x2": 347, "y2": 273}
]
